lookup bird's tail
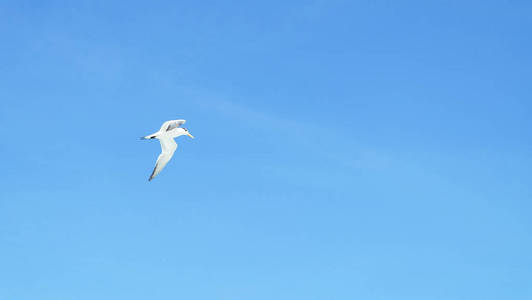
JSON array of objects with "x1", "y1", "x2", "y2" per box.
[{"x1": 140, "y1": 133, "x2": 159, "y2": 140}]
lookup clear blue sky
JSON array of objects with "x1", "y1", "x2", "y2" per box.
[{"x1": 1, "y1": 1, "x2": 531, "y2": 299}]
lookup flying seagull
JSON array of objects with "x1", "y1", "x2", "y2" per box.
[{"x1": 141, "y1": 119, "x2": 194, "y2": 181}]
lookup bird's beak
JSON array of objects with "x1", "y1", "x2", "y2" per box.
[{"x1": 187, "y1": 132, "x2": 195, "y2": 139}]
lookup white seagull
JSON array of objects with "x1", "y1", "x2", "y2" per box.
[{"x1": 141, "y1": 119, "x2": 194, "y2": 181}]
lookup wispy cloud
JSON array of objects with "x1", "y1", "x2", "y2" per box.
[{"x1": 182, "y1": 87, "x2": 394, "y2": 172}]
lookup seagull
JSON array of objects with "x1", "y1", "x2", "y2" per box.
[{"x1": 141, "y1": 119, "x2": 194, "y2": 181}]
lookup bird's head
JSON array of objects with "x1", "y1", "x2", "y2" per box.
[{"x1": 181, "y1": 128, "x2": 194, "y2": 139}]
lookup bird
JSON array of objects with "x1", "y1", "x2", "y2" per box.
[{"x1": 141, "y1": 119, "x2": 194, "y2": 181}]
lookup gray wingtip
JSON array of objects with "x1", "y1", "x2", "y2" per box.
[{"x1": 148, "y1": 166, "x2": 157, "y2": 181}]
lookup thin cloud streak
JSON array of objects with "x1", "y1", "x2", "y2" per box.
[{"x1": 184, "y1": 88, "x2": 394, "y2": 172}]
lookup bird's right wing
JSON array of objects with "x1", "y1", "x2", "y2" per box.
[
  {"x1": 159, "y1": 119, "x2": 186, "y2": 132},
  {"x1": 149, "y1": 137, "x2": 178, "y2": 181}
]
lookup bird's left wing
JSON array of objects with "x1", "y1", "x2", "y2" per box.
[
  {"x1": 149, "y1": 137, "x2": 178, "y2": 181},
  {"x1": 159, "y1": 119, "x2": 186, "y2": 132}
]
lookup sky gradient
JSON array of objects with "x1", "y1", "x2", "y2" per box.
[{"x1": 1, "y1": 1, "x2": 531, "y2": 299}]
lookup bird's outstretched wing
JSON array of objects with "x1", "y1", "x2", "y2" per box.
[
  {"x1": 159, "y1": 119, "x2": 186, "y2": 132},
  {"x1": 149, "y1": 137, "x2": 178, "y2": 181}
]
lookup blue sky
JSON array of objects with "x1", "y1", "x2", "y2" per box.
[{"x1": 1, "y1": 0, "x2": 531, "y2": 299}]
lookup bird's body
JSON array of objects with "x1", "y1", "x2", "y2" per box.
[{"x1": 141, "y1": 119, "x2": 194, "y2": 181}]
